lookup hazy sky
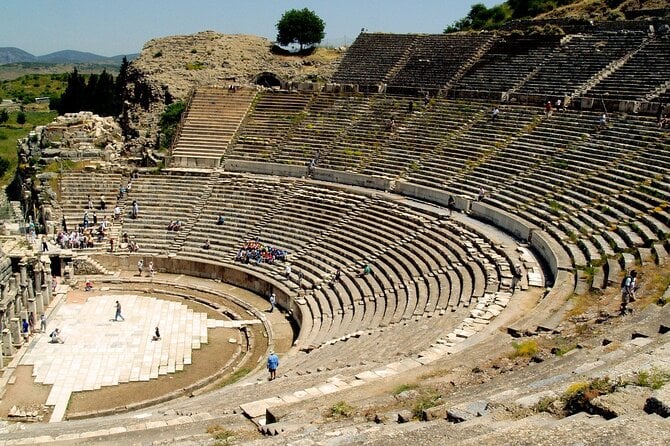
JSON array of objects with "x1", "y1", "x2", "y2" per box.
[{"x1": 2, "y1": 0, "x2": 502, "y2": 56}]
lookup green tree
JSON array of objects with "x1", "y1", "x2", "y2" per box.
[
  {"x1": 58, "y1": 67, "x2": 86, "y2": 114},
  {"x1": 158, "y1": 101, "x2": 186, "y2": 150},
  {"x1": 16, "y1": 111, "x2": 26, "y2": 125},
  {"x1": 0, "y1": 109, "x2": 8, "y2": 124},
  {"x1": 276, "y1": 8, "x2": 325, "y2": 51}
]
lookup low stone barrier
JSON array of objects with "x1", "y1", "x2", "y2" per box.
[
  {"x1": 92, "y1": 254, "x2": 302, "y2": 330},
  {"x1": 312, "y1": 169, "x2": 391, "y2": 191},
  {"x1": 224, "y1": 160, "x2": 308, "y2": 178},
  {"x1": 396, "y1": 182, "x2": 471, "y2": 213}
]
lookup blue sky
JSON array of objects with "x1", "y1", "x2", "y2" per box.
[{"x1": 2, "y1": 0, "x2": 502, "y2": 56}]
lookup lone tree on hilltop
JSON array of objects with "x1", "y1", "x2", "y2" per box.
[{"x1": 276, "y1": 8, "x2": 325, "y2": 51}]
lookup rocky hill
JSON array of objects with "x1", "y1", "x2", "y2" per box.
[{"x1": 122, "y1": 31, "x2": 344, "y2": 154}]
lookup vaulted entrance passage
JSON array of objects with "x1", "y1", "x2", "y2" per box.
[{"x1": 252, "y1": 72, "x2": 283, "y2": 88}]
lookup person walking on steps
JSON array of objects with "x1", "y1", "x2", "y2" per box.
[
  {"x1": 267, "y1": 351, "x2": 279, "y2": 381},
  {"x1": 511, "y1": 264, "x2": 522, "y2": 294},
  {"x1": 114, "y1": 300, "x2": 125, "y2": 321},
  {"x1": 620, "y1": 270, "x2": 637, "y2": 315}
]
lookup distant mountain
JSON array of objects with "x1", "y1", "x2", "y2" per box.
[
  {"x1": 0, "y1": 47, "x2": 138, "y2": 65},
  {"x1": 0, "y1": 47, "x2": 37, "y2": 64}
]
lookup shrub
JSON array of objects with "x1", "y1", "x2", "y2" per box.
[
  {"x1": 510, "y1": 340, "x2": 538, "y2": 358},
  {"x1": 206, "y1": 424, "x2": 235, "y2": 445},
  {"x1": 412, "y1": 390, "x2": 442, "y2": 419},
  {"x1": 562, "y1": 377, "x2": 617, "y2": 415},
  {"x1": 16, "y1": 111, "x2": 26, "y2": 125},
  {"x1": 330, "y1": 400, "x2": 354, "y2": 418},
  {"x1": 636, "y1": 368, "x2": 670, "y2": 390}
]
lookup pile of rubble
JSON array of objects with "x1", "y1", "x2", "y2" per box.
[{"x1": 18, "y1": 111, "x2": 124, "y2": 166}]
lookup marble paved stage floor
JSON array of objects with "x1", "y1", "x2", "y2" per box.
[{"x1": 20, "y1": 293, "x2": 224, "y2": 423}]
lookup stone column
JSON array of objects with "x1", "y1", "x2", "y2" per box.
[
  {"x1": 19, "y1": 258, "x2": 28, "y2": 289},
  {"x1": 33, "y1": 261, "x2": 42, "y2": 298},
  {"x1": 28, "y1": 298, "x2": 37, "y2": 326},
  {"x1": 43, "y1": 256, "x2": 53, "y2": 304},
  {"x1": 9, "y1": 317, "x2": 20, "y2": 345},
  {"x1": 1, "y1": 329, "x2": 13, "y2": 356},
  {"x1": 41, "y1": 284, "x2": 49, "y2": 309}
]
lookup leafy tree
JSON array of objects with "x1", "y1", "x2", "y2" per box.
[
  {"x1": 0, "y1": 109, "x2": 8, "y2": 124},
  {"x1": 16, "y1": 111, "x2": 26, "y2": 125},
  {"x1": 58, "y1": 68, "x2": 86, "y2": 114},
  {"x1": 158, "y1": 101, "x2": 186, "y2": 150},
  {"x1": 276, "y1": 8, "x2": 325, "y2": 50}
]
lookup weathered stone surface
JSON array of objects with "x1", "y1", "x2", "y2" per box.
[
  {"x1": 397, "y1": 410, "x2": 413, "y2": 423},
  {"x1": 590, "y1": 386, "x2": 650, "y2": 419},
  {"x1": 644, "y1": 384, "x2": 670, "y2": 417}
]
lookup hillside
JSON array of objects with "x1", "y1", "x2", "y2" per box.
[
  {"x1": 122, "y1": 31, "x2": 343, "y2": 153},
  {"x1": 540, "y1": 0, "x2": 670, "y2": 20}
]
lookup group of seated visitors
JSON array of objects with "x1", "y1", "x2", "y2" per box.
[
  {"x1": 167, "y1": 220, "x2": 183, "y2": 231},
  {"x1": 235, "y1": 240, "x2": 288, "y2": 264},
  {"x1": 121, "y1": 232, "x2": 140, "y2": 252},
  {"x1": 56, "y1": 226, "x2": 105, "y2": 249}
]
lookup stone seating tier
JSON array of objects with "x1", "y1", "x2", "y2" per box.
[
  {"x1": 585, "y1": 37, "x2": 670, "y2": 101},
  {"x1": 332, "y1": 33, "x2": 419, "y2": 88},
  {"x1": 516, "y1": 33, "x2": 647, "y2": 97},
  {"x1": 170, "y1": 87, "x2": 256, "y2": 168},
  {"x1": 455, "y1": 36, "x2": 562, "y2": 93},
  {"x1": 387, "y1": 34, "x2": 493, "y2": 91}
]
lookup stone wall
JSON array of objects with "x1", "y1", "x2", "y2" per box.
[
  {"x1": 223, "y1": 160, "x2": 308, "y2": 178},
  {"x1": 92, "y1": 254, "x2": 303, "y2": 330}
]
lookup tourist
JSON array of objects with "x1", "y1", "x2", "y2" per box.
[
  {"x1": 267, "y1": 351, "x2": 279, "y2": 381},
  {"x1": 114, "y1": 300, "x2": 125, "y2": 321},
  {"x1": 544, "y1": 101, "x2": 552, "y2": 118},
  {"x1": 49, "y1": 328, "x2": 64, "y2": 344},
  {"x1": 202, "y1": 238, "x2": 211, "y2": 250},
  {"x1": 28, "y1": 312, "x2": 35, "y2": 332},
  {"x1": 511, "y1": 264, "x2": 522, "y2": 294},
  {"x1": 87, "y1": 195, "x2": 93, "y2": 210},
  {"x1": 597, "y1": 113, "x2": 607, "y2": 131},
  {"x1": 269, "y1": 292, "x2": 276, "y2": 313},
  {"x1": 99, "y1": 195, "x2": 106, "y2": 210},
  {"x1": 131, "y1": 200, "x2": 139, "y2": 219},
  {"x1": 407, "y1": 100, "x2": 414, "y2": 113},
  {"x1": 21, "y1": 319, "x2": 30, "y2": 340},
  {"x1": 113, "y1": 205, "x2": 121, "y2": 220},
  {"x1": 40, "y1": 314, "x2": 47, "y2": 333},
  {"x1": 41, "y1": 235, "x2": 49, "y2": 252},
  {"x1": 447, "y1": 195, "x2": 455, "y2": 217},
  {"x1": 491, "y1": 107, "x2": 499, "y2": 122},
  {"x1": 217, "y1": 214, "x2": 225, "y2": 225},
  {"x1": 152, "y1": 326, "x2": 161, "y2": 341},
  {"x1": 137, "y1": 259, "x2": 144, "y2": 276},
  {"x1": 84, "y1": 278, "x2": 93, "y2": 291},
  {"x1": 149, "y1": 261, "x2": 155, "y2": 277},
  {"x1": 478, "y1": 186, "x2": 485, "y2": 202}
]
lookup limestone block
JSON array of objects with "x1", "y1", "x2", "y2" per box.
[{"x1": 644, "y1": 384, "x2": 670, "y2": 417}]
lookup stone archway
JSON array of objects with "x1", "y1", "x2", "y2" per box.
[{"x1": 252, "y1": 72, "x2": 284, "y2": 88}]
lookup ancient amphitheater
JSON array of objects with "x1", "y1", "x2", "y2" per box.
[{"x1": 1, "y1": 19, "x2": 670, "y2": 445}]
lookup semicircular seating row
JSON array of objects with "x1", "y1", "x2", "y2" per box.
[
  {"x1": 117, "y1": 174, "x2": 513, "y2": 350},
  {"x1": 217, "y1": 90, "x2": 669, "y2": 292}
]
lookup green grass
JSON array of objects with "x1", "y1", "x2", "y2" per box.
[
  {"x1": 0, "y1": 110, "x2": 57, "y2": 185},
  {"x1": 218, "y1": 367, "x2": 251, "y2": 387},
  {"x1": 0, "y1": 73, "x2": 68, "y2": 103},
  {"x1": 636, "y1": 367, "x2": 670, "y2": 390},
  {"x1": 412, "y1": 389, "x2": 442, "y2": 419},
  {"x1": 393, "y1": 383, "x2": 418, "y2": 395},
  {"x1": 330, "y1": 400, "x2": 355, "y2": 418}
]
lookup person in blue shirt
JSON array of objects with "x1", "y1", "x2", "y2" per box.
[{"x1": 267, "y1": 351, "x2": 279, "y2": 381}]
